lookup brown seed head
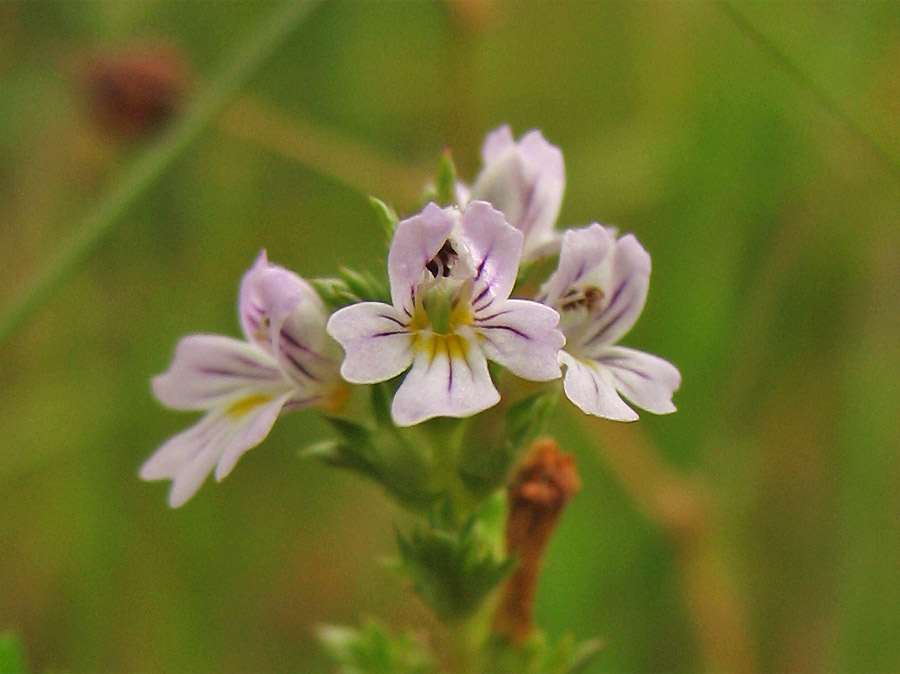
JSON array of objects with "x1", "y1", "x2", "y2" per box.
[{"x1": 78, "y1": 45, "x2": 186, "y2": 139}]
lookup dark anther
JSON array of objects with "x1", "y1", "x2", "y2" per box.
[
  {"x1": 425, "y1": 240, "x2": 458, "y2": 278},
  {"x1": 561, "y1": 285, "x2": 604, "y2": 312}
]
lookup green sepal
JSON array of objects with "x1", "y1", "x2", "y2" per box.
[
  {"x1": 482, "y1": 632, "x2": 604, "y2": 674},
  {"x1": 301, "y1": 416, "x2": 438, "y2": 513},
  {"x1": 337, "y1": 266, "x2": 390, "y2": 304},
  {"x1": 458, "y1": 389, "x2": 559, "y2": 499},
  {"x1": 514, "y1": 251, "x2": 557, "y2": 290},
  {"x1": 435, "y1": 149, "x2": 458, "y2": 206},
  {"x1": 317, "y1": 618, "x2": 434, "y2": 674},
  {"x1": 419, "y1": 149, "x2": 458, "y2": 208},
  {"x1": 0, "y1": 633, "x2": 28, "y2": 674},
  {"x1": 310, "y1": 276, "x2": 362, "y2": 310},
  {"x1": 395, "y1": 500, "x2": 515, "y2": 621},
  {"x1": 369, "y1": 196, "x2": 399, "y2": 243},
  {"x1": 311, "y1": 267, "x2": 389, "y2": 310}
]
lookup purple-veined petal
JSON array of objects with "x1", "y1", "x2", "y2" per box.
[
  {"x1": 140, "y1": 409, "x2": 233, "y2": 507},
  {"x1": 140, "y1": 410, "x2": 223, "y2": 481},
  {"x1": 213, "y1": 392, "x2": 293, "y2": 481},
  {"x1": 469, "y1": 126, "x2": 565, "y2": 259},
  {"x1": 599, "y1": 346, "x2": 680, "y2": 415},
  {"x1": 475, "y1": 299, "x2": 564, "y2": 381},
  {"x1": 141, "y1": 392, "x2": 292, "y2": 507},
  {"x1": 239, "y1": 250, "x2": 278, "y2": 351},
  {"x1": 515, "y1": 129, "x2": 565, "y2": 245},
  {"x1": 538, "y1": 224, "x2": 613, "y2": 307},
  {"x1": 326, "y1": 302, "x2": 414, "y2": 384},
  {"x1": 239, "y1": 253, "x2": 341, "y2": 390},
  {"x1": 559, "y1": 351, "x2": 638, "y2": 422},
  {"x1": 239, "y1": 250, "x2": 316, "y2": 354},
  {"x1": 388, "y1": 202, "x2": 455, "y2": 314},
  {"x1": 579, "y1": 233, "x2": 651, "y2": 350},
  {"x1": 460, "y1": 200, "x2": 524, "y2": 309},
  {"x1": 152, "y1": 334, "x2": 283, "y2": 411},
  {"x1": 391, "y1": 335, "x2": 499, "y2": 426},
  {"x1": 273, "y1": 290, "x2": 341, "y2": 390}
]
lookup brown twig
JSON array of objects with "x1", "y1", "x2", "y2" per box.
[{"x1": 493, "y1": 438, "x2": 581, "y2": 643}]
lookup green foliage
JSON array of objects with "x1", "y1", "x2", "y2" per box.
[
  {"x1": 0, "y1": 633, "x2": 27, "y2": 674},
  {"x1": 311, "y1": 266, "x2": 390, "y2": 310},
  {"x1": 369, "y1": 196, "x2": 399, "y2": 243},
  {"x1": 420, "y1": 150, "x2": 458, "y2": 207},
  {"x1": 434, "y1": 151, "x2": 458, "y2": 207},
  {"x1": 301, "y1": 415, "x2": 438, "y2": 512},
  {"x1": 482, "y1": 633, "x2": 603, "y2": 674},
  {"x1": 317, "y1": 619, "x2": 434, "y2": 674},
  {"x1": 459, "y1": 389, "x2": 559, "y2": 499},
  {"x1": 395, "y1": 500, "x2": 515, "y2": 621}
]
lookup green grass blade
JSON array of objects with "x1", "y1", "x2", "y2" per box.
[
  {"x1": 718, "y1": 0, "x2": 900, "y2": 182},
  {"x1": 0, "y1": 0, "x2": 321, "y2": 347}
]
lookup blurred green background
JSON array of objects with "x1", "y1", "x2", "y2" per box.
[{"x1": 2, "y1": 1, "x2": 900, "y2": 671}]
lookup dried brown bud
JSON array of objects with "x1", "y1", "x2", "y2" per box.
[
  {"x1": 77, "y1": 45, "x2": 186, "y2": 139},
  {"x1": 493, "y1": 437, "x2": 581, "y2": 643}
]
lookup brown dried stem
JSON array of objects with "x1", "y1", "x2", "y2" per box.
[{"x1": 493, "y1": 438, "x2": 581, "y2": 644}]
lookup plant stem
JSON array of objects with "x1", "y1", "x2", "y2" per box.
[{"x1": 0, "y1": 0, "x2": 321, "y2": 347}]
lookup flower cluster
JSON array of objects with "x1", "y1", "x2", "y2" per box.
[{"x1": 141, "y1": 124, "x2": 680, "y2": 507}]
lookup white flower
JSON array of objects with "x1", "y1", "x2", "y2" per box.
[
  {"x1": 459, "y1": 124, "x2": 565, "y2": 261},
  {"x1": 327, "y1": 201, "x2": 565, "y2": 427},
  {"x1": 538, "y1": 224, "x2": 680, "y2": 421},
  {"x1": 141, "y1": 251, "x2": 345, "y2": 507}
]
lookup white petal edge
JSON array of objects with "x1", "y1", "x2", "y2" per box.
[
  {"x1": 599, "y1": 346, "x2": 680, "y2": 415},
  {"x1": 480, "y1": 124, "x2": 515, "y2": 164},
  {"x1": 391, "y1": 339, "x2": 499, "y2": 426},
  {"x1": 141, "y1": 392, "x2": 291, "y2": 507},
  {"x1": 152, "y1": 334, "x2": 283, "y2": 411},
  {"x1": 559, "y1": 351, "x2": 638, "y2": 421},
  {"x1": 475, "y1": 299, "x2": 564, "y2": 381},
  {"x1": 326, "y1": 302, "x2": 413, "y2": 384}
]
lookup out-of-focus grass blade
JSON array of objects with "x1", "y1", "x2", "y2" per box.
[
  {"x1": 0, "y1": 0, "x2": 321, "y2": 347},
  {"x1": 0, "y1": 633, "x2": 27, "y2": 674}
]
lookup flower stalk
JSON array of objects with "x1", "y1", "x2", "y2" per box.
[{"x1": 142, "y1": 124, "x2": 680, "y2": 673}]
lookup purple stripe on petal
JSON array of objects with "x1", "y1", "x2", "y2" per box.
[
  {"x1": 472, "y1": 284, "x2": 491, "y2": 307},
  {"x1": 371, "y1": 330, "x2": 409, "y2": 338},
  {"x1": 584, "y1": 302, "x2": 632, "y2": 347},
  {"x1": 447, "y1": 352, "x2": 453, "y2": 391},
  {"x1": 476, "y1": 323, "x2": 531, "y2": 340},
  {"x1": 475, "y1": 241, "x2": 494, "y2": 280},
  {"x1": 377, "y1": 313, "x2": 408, "y2": 328},
  {"x1": 281, "y1": 348, "x2": 321, "y2": 382},
  {"x1": 474, "y1": 308, "x2": 512, "y2": 323}
]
